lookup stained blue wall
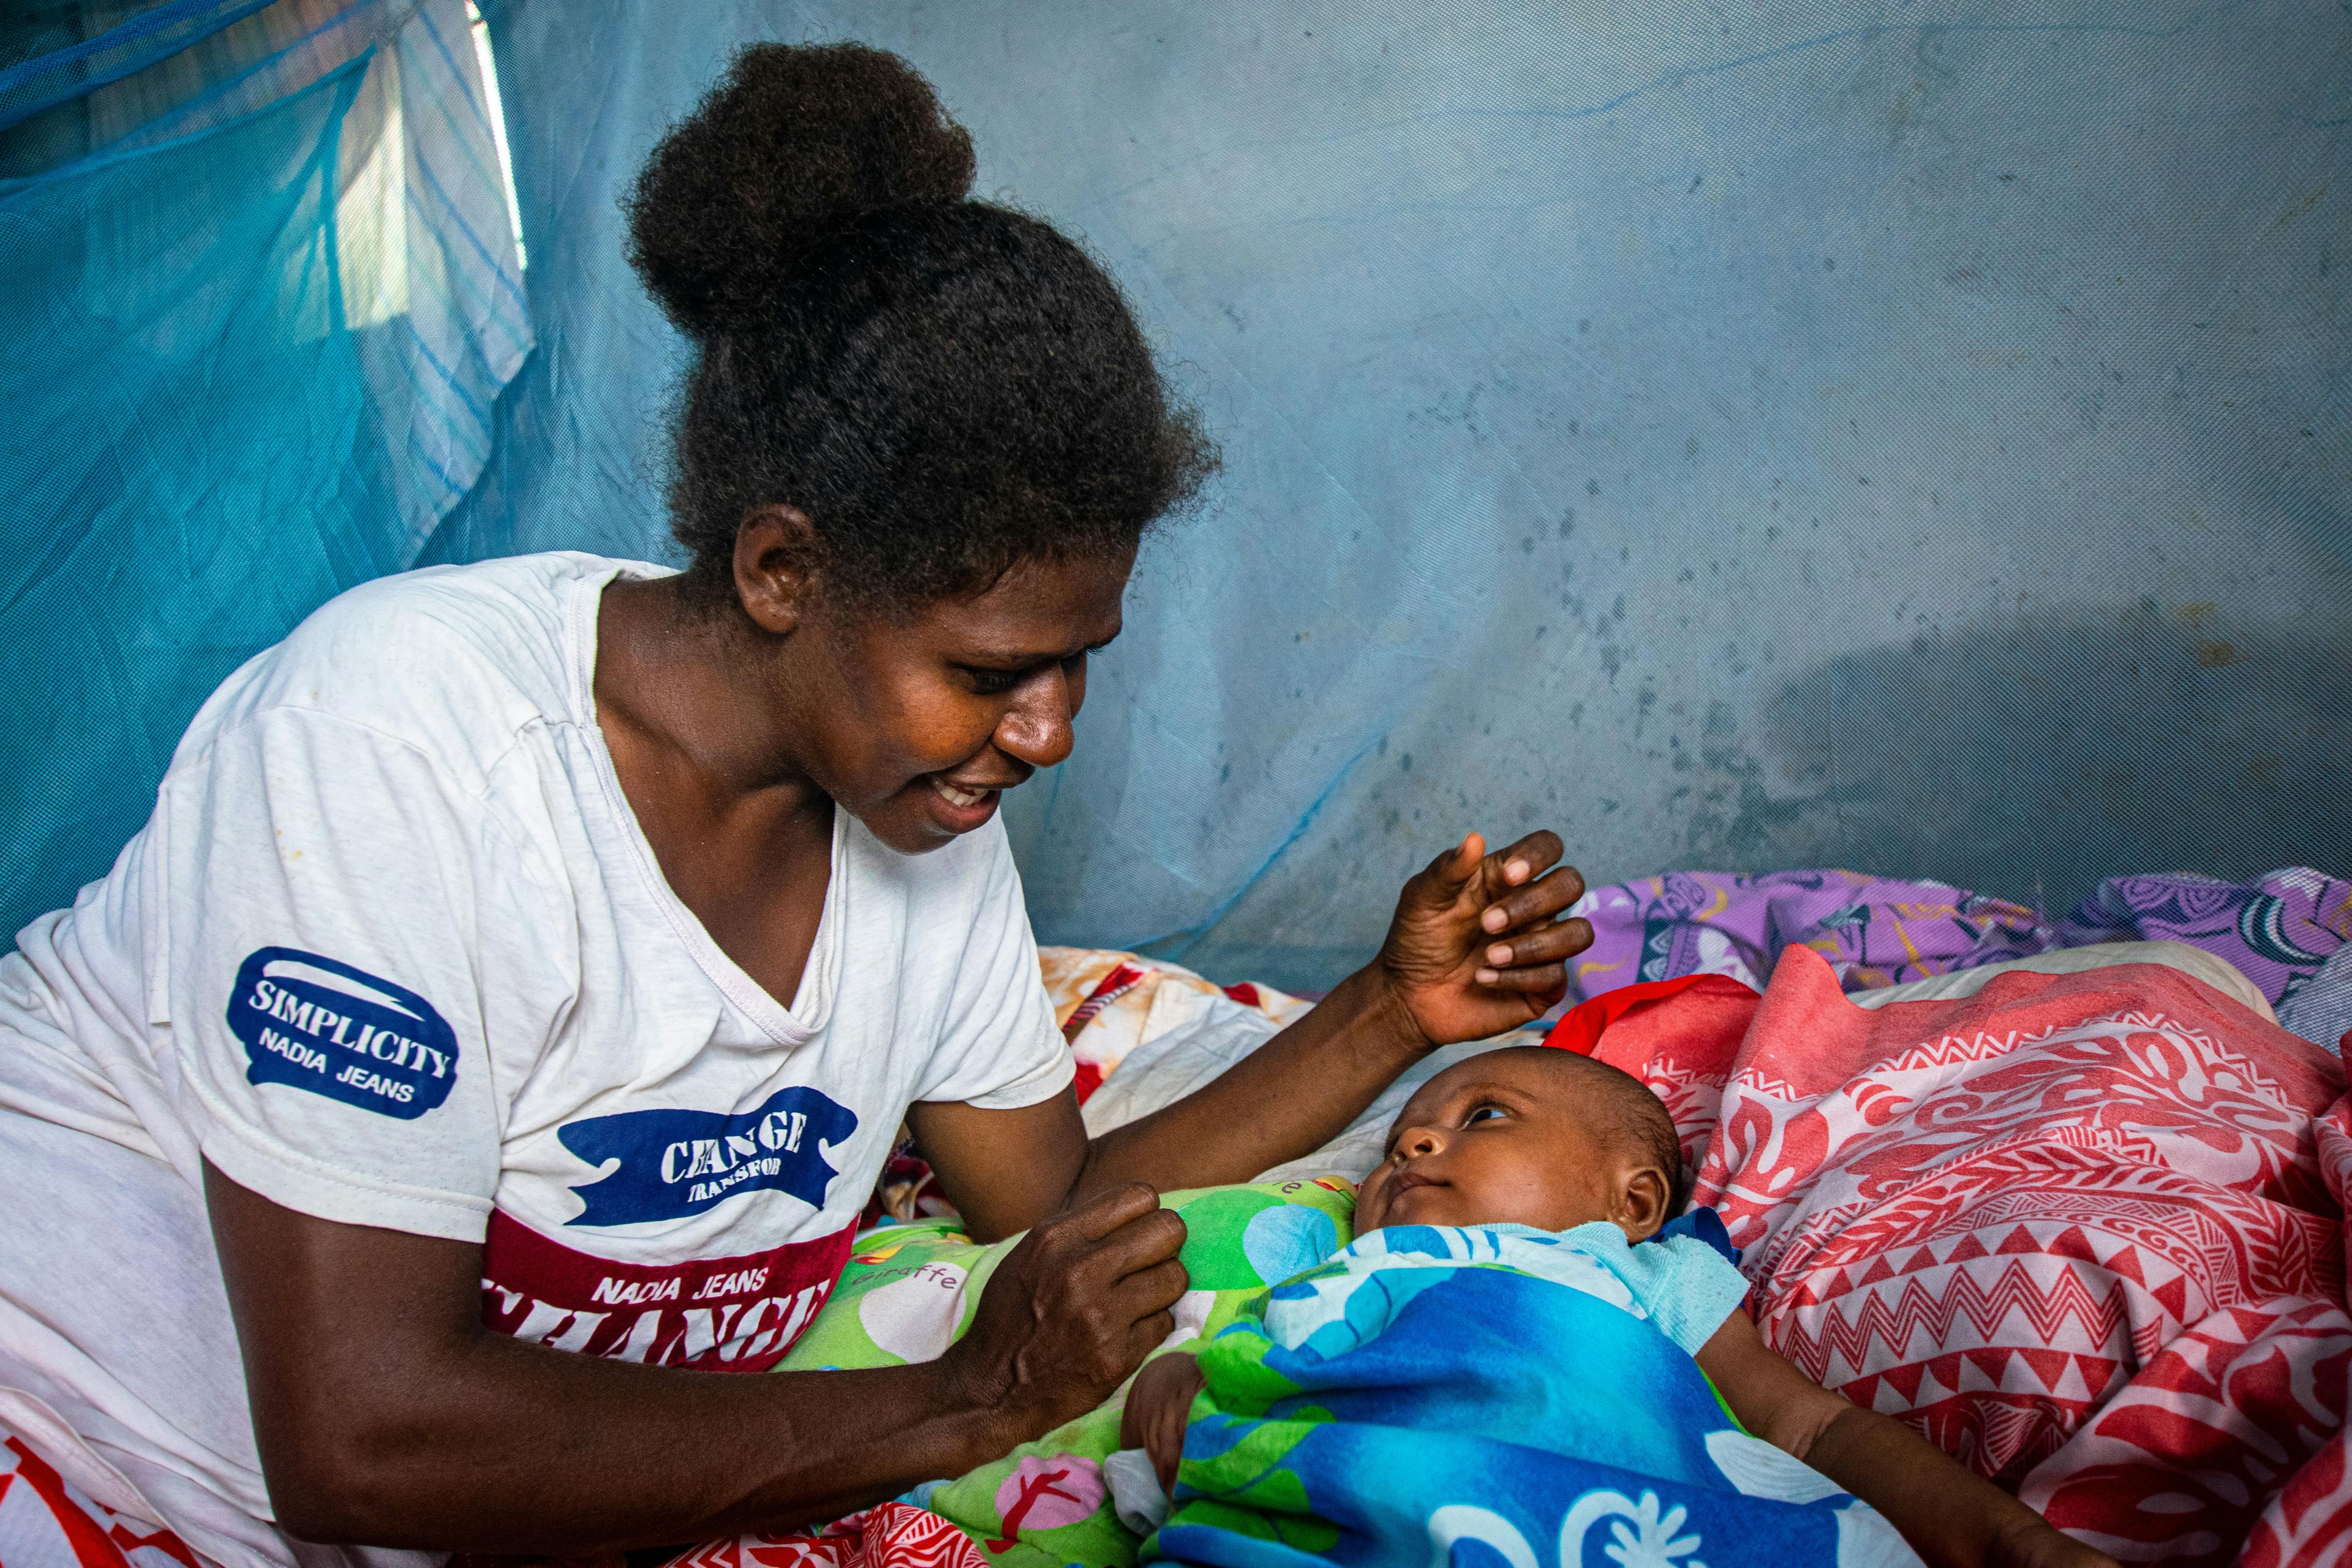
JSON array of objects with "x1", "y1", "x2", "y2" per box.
[{"x1": 432, "y1": 0, "x2": 2350, "y2": 989}]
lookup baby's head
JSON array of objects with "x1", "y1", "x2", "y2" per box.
[{"x1": 1353, "y1": 1047, "x2": 1687, "y2": 1240}]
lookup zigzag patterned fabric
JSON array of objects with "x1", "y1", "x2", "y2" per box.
[
  {"x1": 0, "y1": 1432, "x2": 207, "y2": 1568},
  {"x1": 658, "y1": 1502, "x2": 983, "y2": 1568},
  {"x1": 692, "y1": 937, "x2": 2352, "y2": 1567},
  {"x1": 1583, "y1": 944, "x2": 2352, "y2": 1565}
]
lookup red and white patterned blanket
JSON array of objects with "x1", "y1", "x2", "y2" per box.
[
  {"x1": 687, "y1": 943, "x2": 2352, "y2": 1567},
  {"x1": 1576, "y1": 947, "x2": 2352, "y2": 1566}
]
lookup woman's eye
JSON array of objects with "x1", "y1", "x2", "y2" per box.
[{"x1": 967, "y1": 667, "x2": 1024, "y2": 695}]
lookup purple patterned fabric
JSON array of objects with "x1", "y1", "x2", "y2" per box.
[
  {"x1": 1566, "y1": 865, "x2": 2352, "y2": 1011},
  {"x1": 2056, "y1": 870, "x2": 2352, "y2": 1010}
]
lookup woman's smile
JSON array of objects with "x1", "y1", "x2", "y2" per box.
[{"x1": 925, "y1": 772, "x2": 1003, "y2": 832}]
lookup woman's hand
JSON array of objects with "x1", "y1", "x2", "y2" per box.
[
  {"x1": 1027, "y1": 832, "x2": 1590, "y2": 1204},
  {"x1": 939, "y1": 1183, "x2": 1189, "y2": 1447},
  {"x1": 1374, "y1": 831, "x2": 1593, "y2": 1048}
]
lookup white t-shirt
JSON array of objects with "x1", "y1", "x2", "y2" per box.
[{"x1": 0, "y1": 552, "x2": 1072, "y2": 1567}]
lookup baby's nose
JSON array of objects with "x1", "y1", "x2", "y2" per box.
[{"x1": 1395, "y1": 1125, "x2": 1445, "y2": 1158}]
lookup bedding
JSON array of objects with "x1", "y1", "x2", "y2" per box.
[
  {"x1": 684, "y1": 901, "x2": 2352, "y2": 1568},
  {"x1": 1562, "y1": 866, "x2": 2348, "y2": 1039},
  {"x1": 780, "y1": 1180, "x2": 1358, "y2": 1567},
  {"x1": 710, "y1": 1192, "x2": 1909, "y2": 1568},
  {"x1": 1580, "y1": 946, "x2": 2351, "y2": 1565}
]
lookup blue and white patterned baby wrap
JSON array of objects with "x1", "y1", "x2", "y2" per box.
[{"x1": 1153, "y1": 1221, "x2": 1923, "y2": 1568}]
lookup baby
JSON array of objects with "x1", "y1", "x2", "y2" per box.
[{"x1": 1120, "y1": 1047, "x2": 2116, "y2": 1568}]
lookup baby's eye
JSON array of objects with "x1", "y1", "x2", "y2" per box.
[{"x1": 1465, "y1": 1106, "x2": 1506, "y2": 1125}]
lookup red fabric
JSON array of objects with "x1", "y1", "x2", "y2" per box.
[
  {"x1": 1559, "y1": 973, "x2": 1764, "y2": 1176},
  {"x1": 660, "y1": 1503, "x2": 984, "y2": 1568},
  {"x1": 1060, "y1": 963, "x2": 1149, "y2": 1047},
  {"x1": 1540, "y1": 973, "x2": 1760, "y2": 1059},
  {"x1": 0, "y1": 1434, "x2": 205, "y2": 1568},
  {"x1": 1593, "y1": 945, "x2": 2352, "y2": 1566}
]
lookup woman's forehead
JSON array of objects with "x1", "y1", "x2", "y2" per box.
[{"x1": 911, "y1": 550, "x2": 1132, "y2": 658}]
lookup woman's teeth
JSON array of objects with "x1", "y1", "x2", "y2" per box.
[{"x1": 931, "y1": 777, "x2": 987, "y2": 809}]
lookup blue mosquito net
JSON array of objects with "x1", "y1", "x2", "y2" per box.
[
  {"x1": 1, "y1": 0, "x2": 528, "y2": 937},
  {"x1": 6, "y1": 0, "x2": 2347, "y2": 987}
]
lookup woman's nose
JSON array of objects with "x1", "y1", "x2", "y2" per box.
[{"x1": 995, "y1": 665, "x2": 1076, "y2": 770}]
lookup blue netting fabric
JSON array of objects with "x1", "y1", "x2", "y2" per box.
[
  {"x1": 426, "y1": 0, "x2": 2348, "y2": 987},
  {"x1": 1, "y1": 0, "x2": 528, "y2": 934},
  {"x1": 4, "y1": 1, "x2": 2345, "y2": 984}
]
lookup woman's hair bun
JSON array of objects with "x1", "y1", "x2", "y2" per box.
[{"x1": 625, "y1": 42, "x2": 977, "y2": 339}]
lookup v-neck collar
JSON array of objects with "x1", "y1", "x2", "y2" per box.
[{"x1": 565, "y1": 559, "x2": 843, "y2": 1049}]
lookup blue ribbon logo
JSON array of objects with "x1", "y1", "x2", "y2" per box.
[{"x1": 558, "y1": 1086, "x2": 858, "y2": 1226}]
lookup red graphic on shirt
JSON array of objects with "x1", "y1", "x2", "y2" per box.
[{"x1": 481, "y1": 1210, "x2": 854, "y2": 1373}]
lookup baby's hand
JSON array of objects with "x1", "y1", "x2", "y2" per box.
[{"x1": 1119, "y1": 1352, "x2": 1207, "y2": 1494}]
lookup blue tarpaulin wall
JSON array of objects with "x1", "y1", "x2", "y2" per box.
[{"x1": 7, "y1": 0, "x2": 2348, "y2": 988}]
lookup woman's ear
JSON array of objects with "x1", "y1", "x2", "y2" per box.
[
  {"x1": 733, "y1": 504, "x2": 821, "y2": 635},
  {"x1": 1615, "y1": 1164, "x2": 1672, "y2": 1242}
]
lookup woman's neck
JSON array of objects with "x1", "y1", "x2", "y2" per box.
[
  {"x1": 593, "y1": 575, "x2": 823, "y2": 807},
  {"x1": 593, "y1": 575, "x2": 838, "y2": 1006}
]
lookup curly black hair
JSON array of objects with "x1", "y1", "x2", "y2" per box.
[
  {"x1": 1527, "y1": 1048, "x2": 1694, "y2": 1220},
  {"x1": 624, "y1": 42, "x2": 1214, "y2": 609}
]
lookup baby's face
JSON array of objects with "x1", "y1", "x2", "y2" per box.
[{"x1": 1353, "y1": 1050, "x2": 1660, "y2": 1238}]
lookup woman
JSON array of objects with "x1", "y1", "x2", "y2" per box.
[{"x1": 0, "y1": 43, "x2": 1589, "y2": 1567}]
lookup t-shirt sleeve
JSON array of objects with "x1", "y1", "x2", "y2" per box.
[
  {"x1": 912, "y1": 823, "x2": 1075, "y2": 1111},
  {"x1": 163, "y1": 707, "x2": 571, "y2": 1242},
  {"x1": 1635, "y1": 1235, "x2": 1754, "y2": 1356}
]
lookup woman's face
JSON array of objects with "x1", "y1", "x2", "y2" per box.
[{"x1": 788, "y1": 545, "x2": 1137, "y2": 854}]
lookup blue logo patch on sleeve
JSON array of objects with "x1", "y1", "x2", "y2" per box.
[
  {"x1": 227, "y1": 948, "x2": 459, "y2": 1120},
  {"x1": 557, "y1": 1087, "x2": 859, "y2": 1227}
]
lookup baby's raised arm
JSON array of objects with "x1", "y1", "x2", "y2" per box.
[{"x1": 1695, "y1": 1311, "x2": 2116, "y2": 1568}]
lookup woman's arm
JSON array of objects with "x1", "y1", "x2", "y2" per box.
[
  {"x1": 1695, "y1": 1310, "x2": 2117, "y2": 1568},
  {"x1": 207, "y1": 1166, "x2": 1185, "y2": 1552},
  {"x1": 912, "y1": 831, "x2": 1593, "y2": 1239}
]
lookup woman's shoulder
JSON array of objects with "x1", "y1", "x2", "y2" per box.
[{"x1": 175, "y1": 552, "x2": 660, "y2": 787}]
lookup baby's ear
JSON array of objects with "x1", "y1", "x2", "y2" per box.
[{"x1": 1616, "y1": 1165, "x2": 1672, "y2": 1242}]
